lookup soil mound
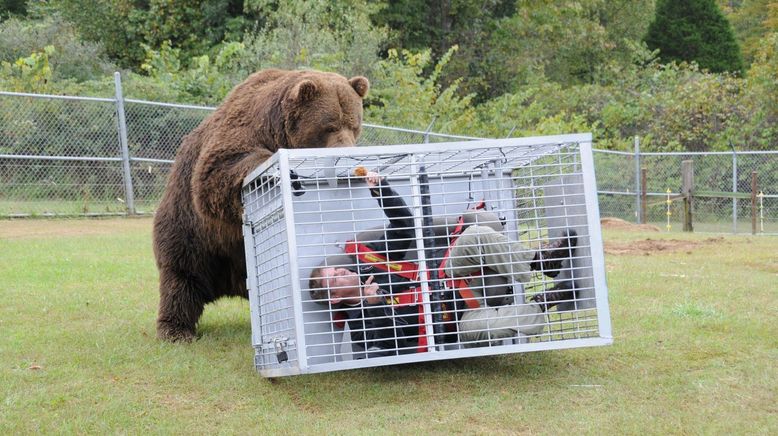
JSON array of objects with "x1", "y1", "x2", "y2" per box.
[
  {"x1": 601, "y1": 217, "x2": 661, "y2": 232},
  {"x1": 604, "y1": 236, "x2": 726, "y2": 256}
]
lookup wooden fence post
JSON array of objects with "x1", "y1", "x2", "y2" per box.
[{"x1": 682, "y1": 160, "x2": 694, "y2": 232}]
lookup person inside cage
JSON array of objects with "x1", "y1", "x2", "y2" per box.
[{"x1": 308, "y1": 169, "x2": 578, "y2": 356}]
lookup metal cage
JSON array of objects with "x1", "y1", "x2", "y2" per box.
[{"x1": 242, "y1": 133, "x2": 612, "y2": 377}]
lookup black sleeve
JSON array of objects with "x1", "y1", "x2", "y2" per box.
[
  {"x1": 369, "y1": 180, "x2": 414, "y2": 259},
  {"x1": 344, "y1": 302, "x2": 395, "y2": 354}
]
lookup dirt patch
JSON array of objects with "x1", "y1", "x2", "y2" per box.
[
  {"x1": 0, "y1": 217, "x2": 153, "y2": 239},
  {"x1": 605, "y1": 236, "x2": 726, "y2": 256},
  {"x1": 601, "y1": 217, "x2": 661, "y2": 232}
]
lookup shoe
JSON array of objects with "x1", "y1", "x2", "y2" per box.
[
  {"x1": 530, "y1": 280, "x2": 576, "y2": 312},
  {"x1": 531, "y1": 229, "x2": 577, "y2": 277}
]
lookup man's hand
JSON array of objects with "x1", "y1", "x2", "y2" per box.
[
  {"x1": 365, "y1": 171, "x2": 383, "y2": 188},
  {"x1": 362, "y1": 275, "x2": 382, "y2": 304}
]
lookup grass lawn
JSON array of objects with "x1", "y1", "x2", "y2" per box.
[
  {"x1": 0, "y1": 200, "x2": 160, "y2": 218},
  {"x1": 1, "y1": 218, "x2": 776, "y2": 434}
]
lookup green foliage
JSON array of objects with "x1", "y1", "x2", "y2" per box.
[
  {"x1": 466, "y1": 81, "x2": 596, "y2": 139},
  {"x1": 720, "y1": 0, "x2": 774, "y2": 67},
  {"x1": 0, "y1": 83, "x2": 121, "y2": 157},
  {"x1": 364, "y1": 46, "x2": 475, "y2": 132},
  {"x1": 240, "y1": 0, "x2": 386, "y2": 77},
  {"x1": 0, "y1": 1, "x2": 774, "y2": 153},
  {"x1": 139, "y1": 40, "x2": 246, "y2": 104},
  {"x1": 143, "y1": 0, "x2": 248, "y2": 61},
  {"x1": 462, "y1": 46, "x2": 767, "y2": 152},
  {"x1": 370, "y1": 0, "x2": 521, "y2": 100},
  {"x1": 741, "y1": 30, "x2": 778, "y2": 149},
  {"x1": 470, "y1": 0, "x2": 656, "y2": 98},
  {"x1": 0, "y1": 0, "x2": 26, "y2": 19},
  {"x1": 56, "y1": 0, "x2": 255, "y2": 70},
  {"x1": 0, "y1": 15, "x2": 115, "y2": 82},
  {"x1": 56, "y1": 0, "x2": 148, "y2": 69},
  {"x1": 0, "y1": 45, "x2": 54, "y2": 92},
  {"x1": 620, "y1": 62, "x2": 748, "y2": 151},
  {"x1": 645, "y1": 0, "x2": 744, "y2": 73},
  {"x1": 369, "y1": 0, "x2": 436, "y2": 51},
  {"x1": 371, "y1": 0, "x2": 515, "y2": 54}
]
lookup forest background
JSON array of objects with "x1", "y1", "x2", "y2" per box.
[{"x1": 0, "y1": 0, "x2": 776, "y2": 152}]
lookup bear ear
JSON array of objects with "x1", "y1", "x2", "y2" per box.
[
  {"x1": 289, "y1": 79, "x2": 319, "y2": 103},
  {"x1": 349, "y1": 76, "x2": 369, "y2": 98}
]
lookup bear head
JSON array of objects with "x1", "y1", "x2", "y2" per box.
[{"x1": 279, "y1": 72, "x2": 369, "y2": 149}]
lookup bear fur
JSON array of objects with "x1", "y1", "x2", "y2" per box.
[{"x1": 152, "y1": 69, "x2": 369, "y2": 342}]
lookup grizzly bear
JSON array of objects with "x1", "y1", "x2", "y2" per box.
[{"x1": 153, "y1": 69, "x2": 369, "y2": 342}]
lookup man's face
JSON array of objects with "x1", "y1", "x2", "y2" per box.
[{"x1": 320, "y1": 267, "x2": 361, "y2": 305}]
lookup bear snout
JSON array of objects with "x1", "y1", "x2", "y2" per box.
[{"x1": 324, "y1": 129, "x2": 357, "y2": 148}]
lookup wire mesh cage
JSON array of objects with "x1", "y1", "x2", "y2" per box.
[{"x1": 241, "y1": 133, "x2": 611, "y2": 377}]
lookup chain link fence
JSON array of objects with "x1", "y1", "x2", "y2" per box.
[
  {"x1": 594, "y1": 148, "x2": 778, "y2": 234},
  {"x1": 1, "y1": 79, "x2": 776, "y2": 234}
]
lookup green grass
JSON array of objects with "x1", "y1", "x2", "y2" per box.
[
  {"x1": 1, "y1": 219, "x2": 776, "y2": 434},
  {"x1": 0, "y1": 200, "x2": 128, "y2": 218},
  {"x1": 0, "y1": 200, "x2": 159, "y2": 217}
]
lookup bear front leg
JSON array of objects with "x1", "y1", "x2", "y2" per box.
[
  {"x1": 193, "y1": 147, "x2": 273, "y2": 225},
  {"x1": 156, "y1": 268, "x2": 209, "y2": 342}
]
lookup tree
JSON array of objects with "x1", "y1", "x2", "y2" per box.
[
  {"x1": 741, "y1": 27, "x2": 778, "y2": 149},
  {"x1": 240, "y1": 0, "x2": 387, "y2": 77},
  {"x1": 142, "y1": 0, "x2": 249, "y2": 60},
  {"x1": 645, "y1": 0, "x2": 744, "y2": 73},
  {"x1": 55, "y1": 0, "x2": 147, "y2": 69},
  {"x1": 364, "y1": 47, "x2": 475, "y2": 133},
  {"x1": 0, "y1": 15, "x2": 115, "y2": 83},
  {"x1": 55, "y1": 0, "x2": 256, "y2": 70},
  {"x1": 0, "y1": 0, "x2": 27, "y2": 20},
  {"x1": 720, "y1": 0, "x2": 775, "y2": 66},
  {"x1": 371, "y1": 0, "x2": 515, "y2": 54},
  {"x1": 371, "y1": 0, "x2": 516, "y2": 99}
]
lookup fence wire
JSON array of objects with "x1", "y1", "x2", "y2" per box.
[
  {"x1": 594, "y1": 150, "x2": 778, "y2": 234},
  {"x1": 0, "y1": 92, "x2": 128, "y2": 216},
  {"x1": 0, "y1": 89, "x2": 776, "y2": 234}
]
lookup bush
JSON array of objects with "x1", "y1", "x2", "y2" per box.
[
  {"x1": 238, "y1": 0, "x2": 386, "y2": 78},
  {"x1": 0, "y1": 16, "x2": 115, "y2": 83},
  {"x1": 365, "y1": 47, "x2": 475, "y2": 133}
]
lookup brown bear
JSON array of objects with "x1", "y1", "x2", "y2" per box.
[{"x1": 152, "y1": 69, "x2": 369, "y2": 342}]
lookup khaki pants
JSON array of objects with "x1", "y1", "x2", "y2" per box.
[
  {"x1": 458, "y1": 306, "x2": 546, "y2": 345},
  {"x1": 445, "y1": 225, "x2": 546, "y2": 345}
]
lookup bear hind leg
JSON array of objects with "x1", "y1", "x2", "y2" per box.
[{"x1": 156, "y1": 271, "x2": 209, "y2": 342}]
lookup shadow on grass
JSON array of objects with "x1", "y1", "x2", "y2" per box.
[
  {"x1": 195, "y1": 319, "x2": 252, "y2": 343},
  {"x1": 192, "y1": 297, "x2": 252, "y2": 343},
  {"x1": 188, "y1": 297, "x2": 590, "y2": 410},
  {"x1": 266, "y1": 351, "x2": 574, "y2": 412}
]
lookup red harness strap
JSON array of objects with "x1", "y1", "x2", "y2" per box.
[{"x1": 344, "y1": 241, "x2": 419, "y2": 281}]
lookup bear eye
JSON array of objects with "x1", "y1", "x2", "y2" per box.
[{"x1": 326, "y1": 125, "x2": 339, "y2": 133}]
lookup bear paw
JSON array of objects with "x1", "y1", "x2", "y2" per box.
[{"x1": 157, "y1": 322, "x2": 196, "y2": 343}]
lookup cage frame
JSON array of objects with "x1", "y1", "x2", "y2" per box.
[{"x1": 242, "y1": 133, "x2": 612, "y2": 377}]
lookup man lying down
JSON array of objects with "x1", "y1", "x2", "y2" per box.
[{"x1": 308, "y1": 169, "x2": 578, "y2": 357}]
